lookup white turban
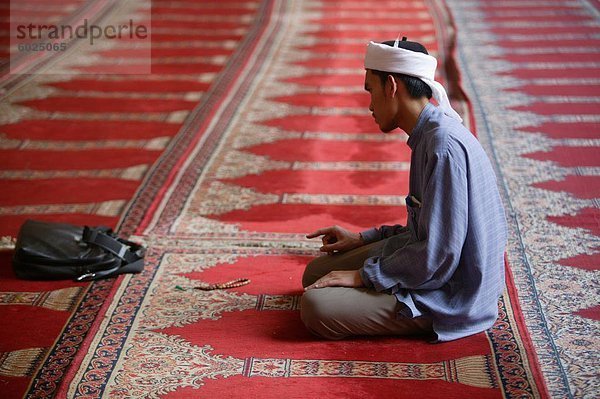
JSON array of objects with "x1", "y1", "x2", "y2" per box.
[{"x1": 364, "y1": 41, "x2": 463, "y2": 123}]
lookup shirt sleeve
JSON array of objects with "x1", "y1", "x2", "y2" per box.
[
  {"x1": 360, "y1": 150, "x2": 469, "y2": 292},
  {"x1": 360, "y1": 225, "x2": 410, "y2": 244}
]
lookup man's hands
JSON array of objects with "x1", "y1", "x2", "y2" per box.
[
  {"x1": 304, "y1": 226, "x2": 366, "y2": 290},
  {"x1": 306, "y1": 225, "x2": 364, "y2": 255},
  {"x1": 304, "y1": 270, "x2": 364, "y2": 291}
]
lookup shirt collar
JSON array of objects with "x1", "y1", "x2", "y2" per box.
[{"x1": 407, "y1": 102, "x2": 435, "y2": 150}]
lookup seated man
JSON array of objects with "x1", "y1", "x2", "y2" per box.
[{"x1": 301, "y1": 38, "x2": 507, "y2": 342}]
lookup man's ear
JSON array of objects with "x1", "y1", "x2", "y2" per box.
[{"x1": 386, "y1": 74, "x2": 398, "y2": 98}]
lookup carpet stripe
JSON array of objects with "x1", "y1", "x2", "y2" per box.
[
  {"x1": 17, "y1": 97, "x2": 197, "y2": 113},
  {"x1": 96, "y1": 48, "x2": 234, "y2": 58},
  {"x1": 271, "y1": 93, "x2": 368, "y2": 108},
  {"x1": 0, "y1": 149, "x2": 162, "y2": 170},
  {"x1": 505, "y1": 84, "x2": 600, "y2": 97},
  {"x1": 300, "y1": 41, "x2": 439, "y2": 54},
  {"x1": 292, "y1": 161, "x2": 410, "y2": 171},
  {"x1": 495, "y1": 39, "x2": 599, "y2": 49},
  {"x1": 499, "y1": 67, "x2": 600, "y2": 79},
  {"x1": 489, "y1": 26, "x2": 600, "y2": 35},
  {"x1": 292, "y1": 58, "x2": 364, "y2": 69},
  {"x1": 309, "y1": 17, "x2": 432, "y2": 25},
  {"x1": 0, "y1": 165, "x2": 148, "y2": 180},
  {"x1": 147, "y1": 20, "x2": 250, "y2": 29},
  {"x1": 211, "y1": 203, "x2": 406, "y2": 233},
  {"x1": 301, "y1": 29, "x2": 433, "y2": 39},
  {"x1": 309, "y1": 5, "x2": 427, "y2": 12},
  {"x1": 221, "y1": 170, "x2": 409, "y2": 195},
  {"x1": 259, "y1": 115, "x2": 380, "y2": 134},
  {"x1": 0, "y1": 200, "x2": 126, "y2": 217},
  {"x1": 497, "y1": 53, "x2": 600, "y2": 63},
  {"x1": 284, "y1": 74, "x2": 364, "y2": 87},
  {"x1": 558, "y1": 252, "x2": 600, "y2": 271},
  {"x1": 0, "y1": 120, "x2": 180, "y2": 141},
  {"x1": 152, "y1": 7, "x2": 255, "y2": 15},
  {"x1": 245, "y1": 139, "x2": 410, "y2": 162},
  {"x1": 574, "y1": 305, "x2": 600, "y2": 322},
  {"x1": 517, "y1": 122, "x2": 600, "y2": 139},
  {"x1": 532, "y1": 175, "x2": 600, "y2": 199},
  {"x1": 483, "y1": 14, "x2": 593, "y2": 22},
  {"x1": 547, "y1": 207, "x2": 600, "y2": 236},
  {"x1": 72, "y1": 63, "x2": 223, "y2": 74},
  {"x1": 44, "y1": 79, "x2": 211, "y2": 93},
  {"x1": 0, "y1": 178, "x2": 139, "y2": 206},
  {"x1": 149, "y1": 33, "x2": 244, "y2": 42},
  {"x1": 281, "y1": 193, "x2": 406, "y2": 206},
  {"x1": 482, "y1": 6, "x2": 585, "y2": 12},
  {"x1": 510, "y1": 103, "x2": 600, "y2": 116},
  {"x1": 151, "y1": 0, "x2": 260, "y2": 3},
  {"x1": 523, "y1": 146, "x2": 600, "y2": 167}
]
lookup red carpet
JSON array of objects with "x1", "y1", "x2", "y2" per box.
[{"x1": 2, "y1": 0, "x2": 597, "y2": 398}]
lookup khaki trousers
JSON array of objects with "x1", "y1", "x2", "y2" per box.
[{"x1": 300, "y1": 237, "x2": 433, "y2": 340}]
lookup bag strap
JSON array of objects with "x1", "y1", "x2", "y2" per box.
[
  {"x1": 77, "y1": 227, "x2": 145, "y2": 281},
  {"x1": 82, "y1": 226, "x2": 144, "y2": 264}
]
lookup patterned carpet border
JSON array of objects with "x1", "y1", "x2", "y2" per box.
[
  {"x1": 24, "y1": 280, "x2": 110, "y2": 398},
  {"x1": 447, "y1": 0, "x2": 598, "y2": 398},
  {"x1": 459, "y1": 44, "x2": 570, "y2": 399},
  {"x1": 452, "y1": 24, "x2": 572, "y2": 399}
]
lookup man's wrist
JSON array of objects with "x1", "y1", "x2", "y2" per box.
[
  {"x1": 358, "y1": 267, "x2": 374, "y2": 288},
  {"x1": 358, "y1": 228, "x2": 379, "y2": 244},
  {"x1": 358, "y1": 232, "x2": 365, "y2": 245}
]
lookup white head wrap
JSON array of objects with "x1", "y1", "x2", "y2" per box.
[{"x1": 364, "y1": 41, "x2": 462, "y2": 123}]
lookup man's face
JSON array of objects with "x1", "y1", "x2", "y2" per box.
[{"x1": 364, "y1": 69, "x2": 397, "y2": 133}]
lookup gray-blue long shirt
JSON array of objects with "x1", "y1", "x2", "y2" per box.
[{"x1": 359, "y1": 103, "x2": 507, "y2": 342}]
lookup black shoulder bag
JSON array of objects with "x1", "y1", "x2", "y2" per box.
[{"x1": 12, "y1": 220, "x2": 145, "y2": 281}]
